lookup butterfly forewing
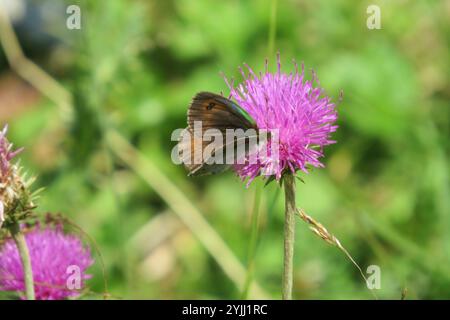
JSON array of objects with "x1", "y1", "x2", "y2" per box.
[{"x1": 188, "y1": 92, "x2": 255, "y2": 131}]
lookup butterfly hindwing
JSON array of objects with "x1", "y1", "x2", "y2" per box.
[{"x1": 178, "y1": 127, "x2": 231, "y2": 176}]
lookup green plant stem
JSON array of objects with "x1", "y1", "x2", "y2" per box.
[
  {"x1": 282, "y1": 174, "x2": 296, "y2": 300},
  {"x1": 241, "y1": 184, "x2": 262, "y2": 299},
  {"x1": 9, "y1": 222, "x2": 35, "y2": 300}
]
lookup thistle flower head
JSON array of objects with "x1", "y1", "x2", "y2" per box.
[
  {"x1": 0, "y1": 223, "x2": 94, "y2": 300},
  {"x1": 0, "y1": 125, "x2": 23, "y2": 176},
  {"x1": 0, "y1": 125, "x2": 29, "y2": 228},
  {"x1": 225, "y1": 55, "x2": 338, "y2": 185}
]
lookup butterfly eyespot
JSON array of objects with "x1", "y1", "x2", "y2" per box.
[{"x1": 206, "y1": 102, "x2": 215, "y2": 110}]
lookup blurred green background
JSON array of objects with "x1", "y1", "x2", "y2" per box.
[{"x1": 0, "y1": 0, "x2": 448, "y2": 299}]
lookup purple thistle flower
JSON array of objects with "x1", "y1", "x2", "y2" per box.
[
  {"x1": 225, "y1": 55, "x2": 338, "y2": 185},
  {"x1": 0, "y1": 224, "x2": 94, "y2": 300}
]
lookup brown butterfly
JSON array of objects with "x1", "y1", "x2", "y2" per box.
[{"x1": 178, "y1": 92, "x2": 259, "y2": 176}]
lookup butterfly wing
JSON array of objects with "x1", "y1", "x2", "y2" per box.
[
  {"x1": 178, "y1": 130, "x2": 259, "y2": 176},
  {"x1": 177, "y1": 127, "x2": 231, "y2": 176},
  {"x1": 188, "y1": 92, "x2": 255, "y2": 131},
  {"x1": 179, "y1": 92, "x2": 258, "y2": 176}
]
